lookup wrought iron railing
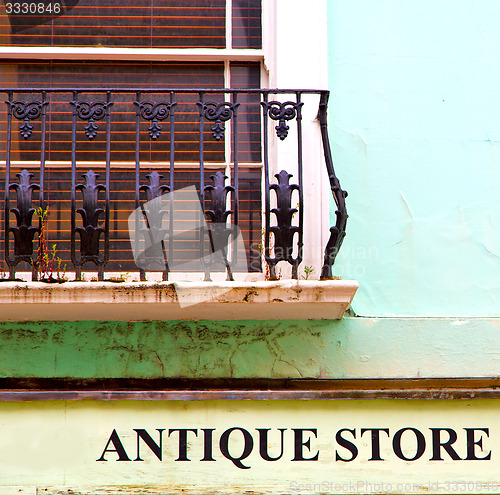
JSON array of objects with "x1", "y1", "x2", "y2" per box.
[{"x1": 0, "y1": 88, "x2": 347, "y2": 282}]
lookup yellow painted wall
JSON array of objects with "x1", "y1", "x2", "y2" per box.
[{"x1": 0, "y1": 399, "x2": 498, "y2": 493}]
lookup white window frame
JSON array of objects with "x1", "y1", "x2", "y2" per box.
[{"x1": 0, "y1": 0, "x2": 331, "y2": 281}]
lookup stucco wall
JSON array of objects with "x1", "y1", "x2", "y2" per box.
[
  {"x1": 1, "y1": 2, "x2": 499, "y2": 383},
  {"x1": 1, "y1": 318, "x2": 498, "y2": 379},
  {"x1": 328, "y1": 0, "x2": 500, "y2": 317}
]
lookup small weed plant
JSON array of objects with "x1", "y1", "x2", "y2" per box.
[
  {"x1": 302, "y1": 265, "x2": 314, "y2": 280},
  {"x1": 34, "y1": 206, "x2": 67, "y2": 283}
]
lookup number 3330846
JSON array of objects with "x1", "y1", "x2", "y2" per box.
[{"x1": 5, "y1": 3, "x2": 61, "y2": 14}]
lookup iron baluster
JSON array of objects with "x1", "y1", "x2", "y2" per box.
[
  {"x1": 4, "y1": 94, "x2": 49, "y2": 278},
  {"x1": 169, "y1": 91, "x2": 176, "y2": 278},
  {"x1": 318, "y1": 91, "x2": 348, "y2": 279},
  {"x1": 134, "y1": 94, "x2": 176, "y2": 280},
  {"x1": 70, "y1": 95, "x2": 113, "y2": 280},
  {"x1": 198, "y1": 97, "x2": 239, "y2": 280},
  {"x1": 103, "y1": 92, "x2": 112, "y2": 281},
  {"x1": 70, "y1": 91, "x2": 79, "y2": 279},
  {"x1": 134, "y1": 91, "x2": 141, "y2": 212},
  {"x1": 198, "y1": 96, "x2": 239, "y2": 280},
  {"x1": 36, "y1": 91, "x2": 48, "y2": 281},
  {"x1": 4, "y1": 91, "x2": 13, "y2": 278},
  {"x1": 261, "y1": 92, "x2": 273, "y2": 278},
  {"x1": 134, "y1": 91, "x2": 144, "y2": 280},
  {"x1": 231, "y1": 92, "x2": 239, "y2": 280},
  {"x1": 197, "y1": 92, "x2": 210, "y2": 280},
  {"x1": 261, "y1": 97, "x2": 304, "y2": 279},
  {"x1": 39, "y1": 91, "x2": 47, "y2": 209},
  {"x1": 294, "y1": 91, "x2": 304, "y2": 279}
]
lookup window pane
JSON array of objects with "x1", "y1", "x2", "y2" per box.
[
  {"x1": 0, "y1": 60, "x2": 225, "y2": 163},
  {"x1": 1, "y1": 0, "x2": 226, "y2": 48},
  {"x1": 231, "y1": 62, "x2": 261, "y2": 163},
  {"x1": 232, "y1": 0, "x2": 261, "y2": 49}
]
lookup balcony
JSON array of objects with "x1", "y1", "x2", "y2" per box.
[{"x1": 0, "y1": 88, "x2": 356, "y2": 319}]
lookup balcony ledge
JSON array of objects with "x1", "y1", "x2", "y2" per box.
[{"x1": 0, "y1": 280, "x2": 358, "y2": 321}]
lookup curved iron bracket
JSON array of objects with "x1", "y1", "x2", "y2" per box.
[{"x1": 318, "y1": 91, "x2": 348, "y2": 279}]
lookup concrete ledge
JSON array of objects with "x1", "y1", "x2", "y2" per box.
[{"x1": 0, "y1": 280, "x2": 358, "y2": 321}]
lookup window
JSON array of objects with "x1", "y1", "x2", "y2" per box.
[{"x1": 0, "y1": 0, "x2": 264, "y2": 277}]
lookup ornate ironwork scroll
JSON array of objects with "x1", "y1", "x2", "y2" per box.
[
  {"x1": 198, "y1": 101, "x2": 239, "y2": 141},
  {"x1": 134, "y1": 101, "x2": 176, "y2": 140},
  {"x1": 318, "y1": 91, "x2": 348, "y2": 279},
  {"x1": 261, "y1": 100, "x2": 303, "y2": 141},
  {"x1": 204, "y1": 171, "x2": 236, "y2": 281},
  {"x1": 266, "y1": 170, "x2": 302, "y2": 280},
  {"x1": 70, "y1": 100, "x2": 113, "y2": 140},
  {"x1": 6, "y1": 100, "x2": 49, "y2": 139}
]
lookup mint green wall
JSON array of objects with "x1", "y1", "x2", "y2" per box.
[
  {"x1": 2, "y1": 2, "x2": 500, "y2": 385},
  {"x1": 327, "y1": 0, "x2": 500, "y2": 317},
  {"x1": 1, "y1": 318, "x2": 498, "y2": 379}
]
